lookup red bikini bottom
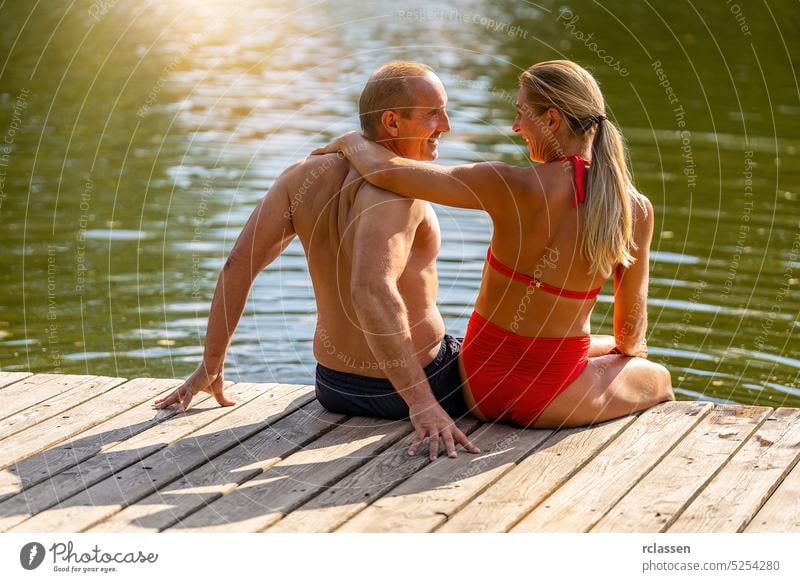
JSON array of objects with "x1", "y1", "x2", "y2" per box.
[{"x1": 461, "y1": 311, "x2": 591, "y2": 426}]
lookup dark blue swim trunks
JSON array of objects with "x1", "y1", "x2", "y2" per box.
[{"x1": 315, "y1": 334, "x2": 468, "y2": 420}]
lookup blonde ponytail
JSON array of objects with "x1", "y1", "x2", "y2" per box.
[
  {"x1": 583, "y1": 117, "x2": 643, "y2": 275},
  {"x1": 520, "y1": 60, "x2": 647, "y2": 276}
]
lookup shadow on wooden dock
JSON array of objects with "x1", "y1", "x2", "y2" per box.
[{"x1": 0, "y1": 372, "x2": 798, "y2": 533}]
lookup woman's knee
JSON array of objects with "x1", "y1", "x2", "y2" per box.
[
  {"x1": 617, "y1": 358, "x2": 671, "y2": 405},
  {"x1": 648, "y1": 362, "x2": 674, "y2": 402},
  {"x1": 660, "y1": 367, "x2": 676, "y2": 401}
]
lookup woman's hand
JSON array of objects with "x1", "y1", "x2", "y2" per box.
[
  {"x1": 631, "y1": 340, "x2": 649, "y2": 358},
  {"x1": 611, "y1": 340, "x2": 648, "y2": 359},
  {"x1": 589, "y1": 334, "x2": 617, "y2": 357},
  {"x1": 310, "y1": 131, "x2": 401, "y2": 196},
  {"x1": 153, "y1": 363, "x2": 235, "y2": 413},
  {"x1": 310, "y1": 131, "x2": 364, "y2": 158}
]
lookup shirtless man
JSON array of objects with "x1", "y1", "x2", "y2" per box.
[{"x1": 153, "y1": 62, "x2": 480, "y2": 460}]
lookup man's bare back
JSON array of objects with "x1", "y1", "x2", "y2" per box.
[{"x1": 282, "y1": 154, "x2": 445, "y2": 376}]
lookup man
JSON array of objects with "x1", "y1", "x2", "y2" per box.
[{"x1": 154, "y1": 62, "x2": 480, "y2": 460}]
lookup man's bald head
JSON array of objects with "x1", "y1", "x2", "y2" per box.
[{"x1": 358, "y1": 61, "x2": 435, "y2": 139}]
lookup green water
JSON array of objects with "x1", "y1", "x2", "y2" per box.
[{"x1": 0, "y1": 0, "x2": 798, "y2": 408}]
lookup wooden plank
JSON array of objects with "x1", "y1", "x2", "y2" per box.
[
  {"x1": 0, "y1": 384, "x2": 222, "y2": 531},
  {"x1": 0, "y1": 377, "x2": 190, "y2": 471},
  {"x1": 745, "y1": 451, "x2": 800, "y2": 532},
  {"x1": 0, "y1": 372, "x2": 33, "y2": 389},
  {"x1": 267, "y1": 417, "x2": 482, "y2": 533},
  {"x1": 166, "y1": 415, "x2": 414, "y2": 532},
  {"x1": 8, "y1": 384, "x2": 314, "y2": 532},
  {"x1": 510, "y1": 401, "x2": 713, "y2": 532},
  {"x1": 86, "y1": 401, "x2": 346, "y2": 532},
  {"x1": 0, "y1": 374, "x2": 97, "y2": 421},
  {"x1": 334, "y1": 422, "x2": 552, "y2": 533},
  {"x1": 0, "y1": 376, "x2": 128, "y2": 441},
  {"x1": 438, "y1": 414, "x2": 639, "y2": 533},
  {"x1": 0, "y1": 378, "x2": 188, "y2": 502},
  {"x1": 669, "y1": 408, "x2": 800, "y2": 533},
  {"x1": 0, "y1": 384, "x2": 236, "y2": 532},
  {"x1": 593, "y1": 405, "x2": 771, "y2": 532}
]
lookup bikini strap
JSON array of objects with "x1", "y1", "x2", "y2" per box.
[
  {"x1": 553, "y1": 155, "x2": 590, "y2": 208},
  {"x1": 486, "y1": 248, "x2": 601, "y2": 300}
]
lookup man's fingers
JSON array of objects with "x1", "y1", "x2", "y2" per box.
[
  {"x1": 428, "y1": 433, "x2": 440, "y2": 460},
  {"x1": 455, "y1": 428, "x2": 481, "y2": 454},
  {"x1": 154, "y1": 391, "x2": 179, "y2": 409},
  {"x1": 442, "y1": 432, "x2": 457, "y2": 458},
  {"x1": 407, "y1": 428, "x2": 479, "y2": 459},
  {"x1": 155, "y1": 392, "x2": 177, "y2": 406},
  {"x1": 177, "y1": 387, "x2": 196, "y2": 413},
  {"x1": 209, "y1": 376, "x2": 235, "y2": 407},
  {"x1": 407, "y1": 430, "x2": 426, "y2": 456}
]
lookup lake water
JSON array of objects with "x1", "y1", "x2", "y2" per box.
[{"x1": 1, "y1": 0, "x2": 798, "y2": 408}]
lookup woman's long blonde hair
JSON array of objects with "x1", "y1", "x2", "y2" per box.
[{"x1": 520, "y1": 60, "x2": 647, "y2": 276}]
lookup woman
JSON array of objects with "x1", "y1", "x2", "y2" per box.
[{"x1": 313, "y1": 60, "x2": 675, "y2": 428}]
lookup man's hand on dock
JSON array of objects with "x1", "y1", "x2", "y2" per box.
[
  {"x1": 407, "y1": 397, "x2": 481, "y2": 460},
  {"x1": 153, "y1": 365, "x2": 236, "y2": 413}
]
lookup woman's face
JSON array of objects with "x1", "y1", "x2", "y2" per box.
[{"x1": 511, "y1": 86, "x2": 559, "y2": 163}]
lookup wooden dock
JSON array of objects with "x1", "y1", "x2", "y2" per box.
[{"x1": 0, "y1": 371, "x2": 799, "y2": 533}]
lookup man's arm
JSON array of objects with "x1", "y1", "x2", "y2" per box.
[
  {"x1": 154, "y1": 164, "x2": 298, "y2": 412},
  {"x1": 200, "y1": 169, "x2": 298, "y2": 372},
  {"x1": 349, "y1": 186, "x2": 432, "y2": 406},
  {"x1": 349, "y1": 184, "x2": 479, "y2": 459}
]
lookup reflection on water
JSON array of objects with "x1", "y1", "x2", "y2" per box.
[{"x1": 0, "y1": 0, "x2": 798, "y2": 407}]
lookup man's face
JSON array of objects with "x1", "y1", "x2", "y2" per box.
[{"x1": 393, "y1": 72, "x2": 451, "y2": 161}]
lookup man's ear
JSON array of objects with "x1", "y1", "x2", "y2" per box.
[{"x1": 380, "y1": 110, "x2": 400, "y2": 137}]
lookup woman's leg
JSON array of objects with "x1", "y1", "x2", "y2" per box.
[
  {"x1": 457, "y1": 354, "x2": 490, "y2": 421},
  {"x1": 530, "y1": 355, "x2": 675, "y2": 429}
]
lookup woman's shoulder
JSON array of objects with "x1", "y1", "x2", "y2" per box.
[
  {"x1": 631, "y1": 189, "x2": 654, "y2": 229},
  {"x1": 477, "y1": 162, "x2": 548, "y2": 204},
  {"x1": 629, "y1": 190, "x2": 655, "y2": 251}
]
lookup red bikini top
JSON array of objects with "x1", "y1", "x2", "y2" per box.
[{"x1": 485, "y1": 154, "x2": 601, "y2": 300}]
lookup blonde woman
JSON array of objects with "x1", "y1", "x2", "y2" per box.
[{"x1": 313, "y1": 60, "x2": 675, "y2": 428}]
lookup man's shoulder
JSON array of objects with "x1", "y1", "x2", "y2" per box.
[
  {"x1": 280, "y1": 154, "x2": 350, "y2": 187},
  {"x1": 345, "y1": 180, "x2": 426, "y2": 235},
  {"x1": 353, "y1": 179, "x2": 412, "y2": 202},
  {"x1": 352, "y1": 180, "x2": 421, "y2": 215}
]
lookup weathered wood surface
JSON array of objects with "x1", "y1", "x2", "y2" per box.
[
  {"x1": 593, "y1": 405, "x2": 772, "y2": 532},
  {"x1": 0, "y1": 375, "x2": 128, "y2": 440},
  {"x1": 11, "y1": 384, "x2": 311, "y2": 532},
  {"x1": 2, "y1": 373, "x2": 798, "y2": 533},
  {"x1": 668, "y1": 408, "x2": 800, "y2": 533},
  {"x1": 509, "y1": 401, "x2": 713, "y2": 532}
]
